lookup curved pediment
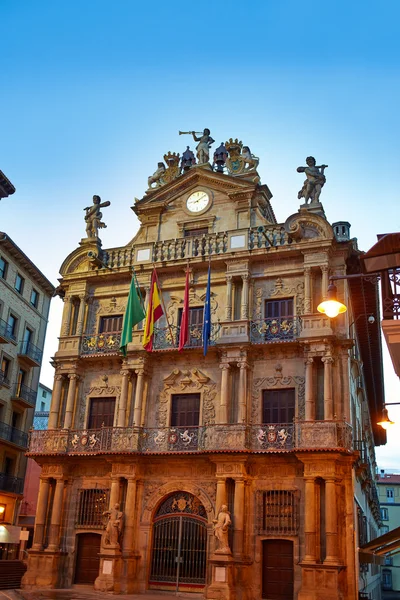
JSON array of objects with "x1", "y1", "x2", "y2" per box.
[{"x1": 284, "y1": 209, "x2": 334, "y2": 242}]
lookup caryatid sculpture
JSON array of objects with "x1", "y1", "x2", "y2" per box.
[
  {"x1": 213, "y1": 504, "x2": 232, "y2": 554},
  {"x1": 102, "y1": 503, "x2": 124, "y2": 549},
  {"x1": 179, "y1": 129, "x2": 215, "y2": 164},
  {"x1": 84, "y1": 195, "x2": 111, "y2": 239},
  {"x1": 297, "y1": 156, "x2": 328, "y2": 205}
]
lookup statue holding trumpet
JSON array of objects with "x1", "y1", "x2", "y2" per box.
[{"x1": 179, "y1": 128, "x2": 215, "y2": 164}]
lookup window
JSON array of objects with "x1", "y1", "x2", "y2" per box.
[
  {"x1": 184, "y1": 227, "x2": 209, "y2": 238},
  {"x1": 40, "y1": 401, "x2": 46, "y2": 411},
  {"x1": 88, "y1": 397, "x2": 116, "y2": 428},
  {"x1": 171, "y1": 394, "x2": 200, "y2": 427},
  {"x1": 0, "y1": 357, "x2": 10, "y2": 384},
  {"x1": 76, "y1": 488, "x2": 110, "y2": 528},
  {"x1": 260, "y1": 490, "x2": 299, "y2": 535},
  {"x1": 262, "y1": 389, "x2": 295, "y2": 424},
  {"x1": 382, "y1": 569, "x2": 392, "y2": 590},
  {"x1": 265, "y1": 298, "x2": 294, "y2": 319},
  {"x1": 42, "y1": 390, "x2": 47, "y2": 398},
  {"x1": 384, "y1": 556, "x2": 393, "y2": 566},
  {"x1": 387, "y1": 488, "x2": 395, "y2": 503},
  {"x1": 381, "y1": 525, "x2": 390, "y2": 534},
  {"x1": 7, "y1": 314, "x2": 17, "y2": 339},
  {"x1": 381, "y1": 507, "x2": 389, "y2": 521},
  {"x1": 15, "y1": 274, "x2": 24, "y2": 294},
  {"x1": 22, "y1": 327, "x2": 33, "y2": 353},
  {"x1": 30, "y1": 289, "x2": 39, "y2": 308},
  {"x1": 4, "y1": 457, "x2": 15, "y2": 476},
  {"x1": 99, "y1": 315, "x2": 123, "y2": 333},
  {"x1": 264, "y1": 298, "x2": 295, "y2": 340},
  {"x1": 177, "y1": 307, "x2": 204, "y2": 347},
  {"x1": 0, "y1": 257, "x2": 8, "y2": 280}
]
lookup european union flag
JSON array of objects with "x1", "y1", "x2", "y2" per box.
[{"x1": 202, "y1": 264, "x2": 211, "y2": 356}]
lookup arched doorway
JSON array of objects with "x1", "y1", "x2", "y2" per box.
[
  {"x1": 262, "y1": 539, "x2": 294, "y2": 599},
  {"x1": 149, "y1": 492, "x2": 208, "y2": 592},
  {"x1": 74, "y1": 532, "x2": 101, "y2": 584}
]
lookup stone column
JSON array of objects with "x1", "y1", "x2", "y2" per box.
[
  {"x1": 321, "y1": 265, "x2": 329, "y2": 300},
  {"x1": 47, "y1": 479, "x2": 65, "y2": 552},
  {"x1": 133, "y1": 369, "x2": 145, "y2": 426},
  {"x1": 32, "y1": 478, "x2": 51, "y2": 550},
  {"x1": 304, "y1": 267, "x2": 312, "y2": 314},
  {"x1": 61, "y1": 297, "x2": 73, "y2": 336},
  {"x1": 322, "y1": 355, "x2": 334, "y2": 420},
  {"x1": 63, "y1": 374, "x2": 79, "y2": 429},
  {"x1": 324, "y1": 478, "x2": 339, "y2": 563},
  {"x1": 237, "y1": 362, "x2": 247, "y2": 423},
  {"x1": 76, "y1": 294, "x2": 87, "y2": 336},
  {"x1": 303, "y1": 476, "x2": 317, "y2": 562},
  {"x1": 233, "y1": 479, "x2": 245, "y2": 555},
  {"x1": 225, "y1": 276, "x2": 233, "y2": 321},
  {"x1": 241, "y1": 274, "x2": 249, "y2": 320},
  {"x1": 305, "y1": 358, "x2": 314, "y2": 420},
  {"x1": 48, "y1": 374, "x2": 64, "y2": 429},
  {"x1": 117, "y1": 370, "x2": 130, "y2": 427},
  {"x1": 109, "y1": 477, "x2": 121, "y2": 508},
  {"x1": 122, "y1": 478, "x2": 137, "y2": 553},
  {"x1": 219, "y1": 364, "x2": 230, "y2": 424},
  {"x1": 215, "y1": 477, "x2": 227, "y2": 512},
  {"x1": 341, "y1": 351, "x2": 350, "y2": 422}
]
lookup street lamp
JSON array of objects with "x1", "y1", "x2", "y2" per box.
[
  {"x1": 377, "y1": 403, "x2": 400, "y2": 429},
  {"x1": 317, "y1": 282, "x2": 347, "y2": 318}
]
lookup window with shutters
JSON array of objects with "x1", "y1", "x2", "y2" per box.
[
  {"x1": 171, "y1": 394, "x2": 200, "y2": 427},
  {"x1": 262, "y1": 389, "x2": 295, "y2": 424},
  {"x1": 88, "y1": 397, "x2": 116, "y2": 428},
  {"x1": 265, "y1": 298, "x2": 293, "y2": 319},
  {"x1": 99, "y1": 315, "x2": 123, "y2": 333}
]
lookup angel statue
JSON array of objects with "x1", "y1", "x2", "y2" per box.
[
  {"x1": 84, "y1": 195, "x2": 110, "y2": 238},
  {"x1": 297, "y1": 156, "x2": 328, "y2": 205}
]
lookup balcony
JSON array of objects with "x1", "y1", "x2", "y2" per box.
[
  {"x1": 0, "y1": 421, "x2": 28, "y2": 449},
  {"x1": 250, "y1": 316, "x2": 301, "y2": 344},
  {"x1": 0, "y1": 318, "x2": 16, "y2": 344},
  {"x1": 0, "y1": 370, "x2": 10, "y2": 387},
  {"x1": 18, "y1": 340, "x2": 42, "y2": 367},
  {"x1": 12, "y1": 383, "x2": 37, "y2": 409},
  {"x1": 0, "y1": 473, "x2": 24, "y2": 495},
  {"x1": 28, "y1": 420, "x2": 352, "y2": 456},
  {"x1": 81, "y1": 332, "x2": 121, "y2": 357},
  {"x1": 153, "y1": 323, "x2": 219, "y2": 351}
]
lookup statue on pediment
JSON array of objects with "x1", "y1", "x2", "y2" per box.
[
  {"x1": 84, "y1": 195, "x2": 110, "y2": 239},
  {"x1": 148, "y1": 162, "x2": 166, "y2": 190},
  {"x1": 181, "y1": 128, "x2": 214, "y2": 164},
  {"x1": 213, "y1": 504, "x2": 232, "y2": 554},
  {"x1": 297, "y1": 156, "x2": 328, "y2": 205}
]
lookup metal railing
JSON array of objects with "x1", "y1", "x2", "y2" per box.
[
  {"x1": 0, "y1": 370, "x2": 10, "y2": 387},
  {"x1": 0, "y1": 318, "x2": 16, "y2": 342},
  {"x1": 381, "y1": 268, "x2": 400, "y2": 320},
  {"x1": 250, "y1": 316, "x2": 301, "y2": 344},
  {"x1": 0, "y1": 473, "x2": 24, "y2": 494},
  {"x1": 12, "y1": 383, "x2": 37, "y2": 407},
  {"x1": 0, "y1": 421, "x2": 28, "y2": 448},
  {"x1": 28, "y1": 420, "x2": 352, "y2": 455},
  {"x1": 81, "y1": 332, "x2": 122, "y2": 355},
  {"x1": 153, "y1": 323, "x2": 219, "y2": 351},
  {"x1": 19, "y1": 340, "x2": 43, "y2": 364}
]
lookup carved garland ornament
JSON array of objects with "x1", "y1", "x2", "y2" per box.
[
  {"x1": 157, "y1": 369, "x2": 216, "y2": 427},
  {"x1": 251, "y1": 370, "x2": 305, "y2": 423},
  {"x1": 254, "y1": 277, "x2": 305, "y2": 319}
]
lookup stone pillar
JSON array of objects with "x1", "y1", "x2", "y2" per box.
[
  {"x1": 122, "y1": 478, "x2": 137, "y2": 553},
  {"x1": 304, "y1": 267, "x2": 312, "y2": 314},
  {"x1": 233, "y1": 479, "x2": 245, "y2": 556},
  {"x1": 109, "y1": 477, "x2": 121, "y2": 508},
  {"x1": 133, "y1": 369, "x2": 145, "y2": 426},
  {"x1": 303, "y1": 477, "x2": 317, "y2": 562},
  {"x1": 219, "y1": 364, "x2": 230, "y2": 424},
  {"x1": 76, "y1": 294, "x2": 87, "y2": 336},
  {"x1": 341, "y1": 352, "x2": 350, "y2": 421},
  {"x1": 322, "y1": 355, "x2": 334, "y2": 420},
  {"x1": 237, "y1": 362, "x2": 247, "y2": 423},
  {"x1": 47, "y1": 479, "x2": 65, "y2": 552},
  {"x1": 61, "y1": 297, "x2": 73, "y2": 336},
  {"x1": 63, "y1": 374, "x2": 79, "y2": 429},
  {"x1": 225, "y1": 276, "x2": 233, "y2": 321},
  {"x1": 215, "y1": 477, "x2": 227, "y2": 512},
  {"x1": 305, "y1": 358, "x2": 314, "y2": 420},
  {"x1": 48, "y1": 374, "x2": 64, "y2": 429},
  {"x1": 241, "y1": 274, "x2": 249, "y2": 319},
  {"x1": 117, "y1": 370, "x2": 130, "y2": 427},
  {"x1": 321, "y1": 265, "x2": 329, "y2": 300},
  {"x1": 32, "y1": 478, "x2": 51, "y2": 550},
  {"x1": 324, "y1": 478, "x2": 339, "y2": 563}
]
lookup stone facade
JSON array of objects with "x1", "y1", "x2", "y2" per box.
[{"x1": 22, "y1": 159, "x2": 384, "y2": 599}]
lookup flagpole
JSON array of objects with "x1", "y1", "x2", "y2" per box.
[
  {"x1": 152, "y1": 265, "x2": 175, "y2": 343},
  {"x1": 131, "y1": 268, "x2": 145, "y2": 310}
]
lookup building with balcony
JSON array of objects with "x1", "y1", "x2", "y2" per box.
[
  {"x1": 376, "y1": 472, "x2": 400, "y2": 594},
  {"x1": 0, "y1": 231, "x2": 54, "y2": 556},
  {"x1": 22, "y1": 141, "x2": 385, "y2": 599}
]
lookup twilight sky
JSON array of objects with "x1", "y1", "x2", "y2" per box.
[{"x1": 1, "y1": 0, "x2": 400, "y2": 468}]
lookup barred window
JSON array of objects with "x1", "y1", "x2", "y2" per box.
[
  {"x1": 76, "y1": 488, "x2": 110, "y2": 528},
  {"x1": 258, "y1": 490, "x2": 299, "y2": 535}
]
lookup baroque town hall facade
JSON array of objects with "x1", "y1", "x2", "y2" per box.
[{"x1": 23, "y1": 137, "x2": 385, "y2": 600}]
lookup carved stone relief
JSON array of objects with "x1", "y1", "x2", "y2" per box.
[{"x1": 254, "y1": 278, "x2": 305, "y2": 319}]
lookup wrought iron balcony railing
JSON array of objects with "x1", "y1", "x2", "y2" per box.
[
  {"x1": 0, "y1": 473, "x2": 24, "y2": 495},
  {"x1": 153, "y1": 323, "x2": 219, "y2": 351},
  {"x1": 0, "y1": 318, "x2": 16, "y2": 343},
  {"x1": 81, "y1": 332, "x2": 122, "y2": 356},
  {"x1": 18, "y1": 340, "x2": 43, "y2": 364},
  {"x1": 0, "y1": 370, "x2": 10, "y2": 387},
  {"x1": 0, "y1": 421, "x2": 28, "y2": 448},
  {"x1": 28, "y1": 421, "x2": 351, "y2": 455},
  {"x1": 12, "y1": 383, "x2": 37, "y2": 407},
  {"x1": 250, "y1": 316, "x2": 301, "y2": 344}
]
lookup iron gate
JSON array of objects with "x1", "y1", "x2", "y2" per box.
[{"x1": 149, "y1": 493, "x2": 207, "y2": 590}]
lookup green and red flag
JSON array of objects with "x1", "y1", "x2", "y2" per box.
[{"x1": 120, "y1": 273, "x2": 146, "y2": 356}]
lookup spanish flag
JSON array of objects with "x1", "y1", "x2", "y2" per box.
[{"x1": 142, "y1": 268, "x2": 163, "y2": 351}]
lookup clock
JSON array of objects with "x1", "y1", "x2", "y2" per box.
[{"x1": 186, "y1": 191, "x2": 210, "y2": 213}]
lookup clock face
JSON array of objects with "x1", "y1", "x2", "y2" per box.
[{"x1": 186, "y1": 191, "x2": 210, "y2": 213}]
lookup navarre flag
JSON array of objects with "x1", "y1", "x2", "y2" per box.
[
  {"x1": 142, "y1": 268, "x2": 163, "y2": 351},
  {"x1": 178, "y1": 268, "x2": 190, "y2": 351},
  {"x1": 120, "y1": 274, "x2": 146, "y2": 357},
  {"x1": 202, "y1": 263, "x2": 211, "y2": 356}
]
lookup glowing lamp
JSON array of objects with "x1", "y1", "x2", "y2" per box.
[
  {"x1": 377, "y1": 408, "x2": 395, "y2": 430},
  {"x1": 0, "y1": 505, "x2": 6, "y2": 522},
  {"x1": 317, "y1": 283, "x2": 347, "y2": 318}
]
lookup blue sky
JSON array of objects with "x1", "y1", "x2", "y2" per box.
[{"x1": 1, "y1": 0, "x2": 400, "y2": 467}]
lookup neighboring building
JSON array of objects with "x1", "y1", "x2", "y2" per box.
[
  {"x1": 0, "y1": 170, "x2": 15, "y2": 201},
  {"x1": 23, "y1": 139, "x2": 385, "y2": 599},
  {"x1": 0, "y1": 232, "x2": 54, "y2": 558},
  {"x1": 376, "y1": 472, "x2": 400, "y2": 593}
]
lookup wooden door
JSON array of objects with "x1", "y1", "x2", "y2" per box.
[
  {"x1": 171, "y1": 394, "x2": 200, "y2": 427},
  {"x1": 74, "y1": 533, "x2": 101, "y2": 584},
  {"x1": 88, "y1": 397, "x2": 116, "y2": 428},
  {"x1": 262, "y1": 539, "x2": 293, "y2": 599}
]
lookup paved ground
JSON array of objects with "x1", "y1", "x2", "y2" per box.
[{"x1": 0, "y1": 590, "x2": 203, "y2": 600}]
